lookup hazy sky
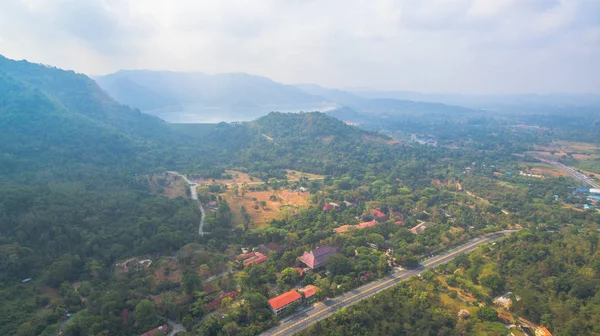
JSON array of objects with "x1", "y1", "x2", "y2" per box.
[{"x1": 1, "y1": 0, "x2": 599, "y2": 94}]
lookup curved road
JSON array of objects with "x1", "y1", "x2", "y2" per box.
[
  {"x1": 166, "y1": 171, "x2": 207, "y2": 235},
  {"x1": 261, "y1": 230, "x2": 519, "y2": 336}
]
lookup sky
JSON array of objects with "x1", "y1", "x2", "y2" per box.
[{"x1": 1, "y1": 0, "x2": 599, "y2": 94}]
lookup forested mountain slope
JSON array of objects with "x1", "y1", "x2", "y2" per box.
[
  {"x1": 0, "y1": 56, "x2": 204, "y2": 335},
  {"x1": 0, "y1": 55, "x2": 202, "y2": 180}
]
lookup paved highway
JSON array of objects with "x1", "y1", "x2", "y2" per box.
[
  {"x1": 534, "y1": 157, "x2": 600, "y2": 189},
  {"x1": 261, "y1": 230, "x2": 519, "y2": 336}
]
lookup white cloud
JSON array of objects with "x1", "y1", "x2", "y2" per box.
[{"x1": 0, "y1": 0, "x2": 598, "y2": 93}]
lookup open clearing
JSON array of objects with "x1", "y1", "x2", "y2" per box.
[
  {"x1": 528, "y1": 141, "x2": 600, "y2": 162},
  {"x1": 148, "y1": 174, "x2": 188, "y2": 198},
  {"x1": 517, "y1": 161, "x2": 569, "y2": 178},
  {"x1": 219, "y1": 189, "x2": 311, "y2": 227},
  {"x1": 285, "y1": 170, "x2": 325, "y2": 181}
]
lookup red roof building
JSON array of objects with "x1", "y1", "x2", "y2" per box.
[
  {"x1": 237, "y1": 251, "x2": 268, "y2": 267},
  {"x1": 535, "y1": 326, "x2": 553, "y2": 336},
  {"x1": 358, "y1": 220, "x2": 377, "y2": 229},
  {"x1": 299, "y1": 246, "x2": 339, "y2": 269},
  {"x1": 333, "y1": 220, "x2": 377, "y2": 234},
  {"x1": 141, "y1": 324, "x2": 168, "y2": 336},
  {"x1": 268, "y1": 290, "x2": 303, "y2": 314},
  {"x1": 392, "y1": 212, "x2": 405, "y2": 225},
  {"x1": 294, "y1": 267, "x2": 305, "y2": 277},
  {"x1": 371, "y1": 209, "x2": 388, "y2": 221},
  {"x1": 333, "y1": 224, "x2": 352, "y2": 234},
  {"x1": 323, "y1": 202, "x2": 339, "y2": 211},
  {"x1": 298, "y1": 285, "x2": 319, "y2": 299}
]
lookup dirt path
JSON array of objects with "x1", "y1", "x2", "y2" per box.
[{"x1": 166, "y1": 171, "x2": 207, "y2": 235}]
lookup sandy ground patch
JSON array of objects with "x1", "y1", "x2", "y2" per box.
[
  {"x1": 220, "y1": 189, "x2": 310, "y2": 227},
  {"x1": 153, "y1": 259, "x2": 183, "y2": 284},
  {"x1": 517, "y1": 162, "x2": 569, "y2": 178},
  {"x1": 285, "y1": 170, "x2": 326, "y2": 181},
  {"x1": 148, "y1": 174, "x2": 188, "y2": 198}
]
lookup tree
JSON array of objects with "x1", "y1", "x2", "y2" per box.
[
  {"x1": 281, "y1": 267, "x2": 300, "y2": 285},
  {"x1": 480, "y1": 273, "x2": 505, "y2": 294},
  {"x1": 327, "y1": 254, "x2": 353, "y2": 276},
  {"x1": 367, "y1": 233, "x2": 385, "y2": 247},
  {"x1": 198, "y1": 264, "x2": 211, "y2": 278},
  {"x1": 182, "y1": 268, "x2": 201, "y2": 295},
  {"x1": 476, "y1": 306, "x2": 498, "y2": 322},
  {"x1": 135, "y1": 299, "x2": 158, "y2": 331}
]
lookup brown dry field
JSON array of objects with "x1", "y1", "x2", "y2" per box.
[
  {"x1": 220, "y1": 189, "x2": 311, "y2": 227},
  {"x1": 530, "y1": 141, "x2": 599, "y2": 161},
  {"x1": 197, "y1": 170, "x2": 254, "y2": 185},
  {"x1": 153, "y1": 259, "x2": 183, "y2": 284},
  {"x1": 194, "y1": 170, "x2": 324, "y2": 186}
]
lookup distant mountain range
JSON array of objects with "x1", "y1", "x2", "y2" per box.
[
  {"x1": 94, "y1": 71, "x2": 337, "y2": 123},
  {"x1": 94, "y1": 71, "x2": 478, "y2": 123},
  {"x1": 94, "y1": 70, "x2": 600, "y2": 124}
]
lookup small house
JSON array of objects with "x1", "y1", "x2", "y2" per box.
[
  {"x1": 410, "y1": 222, "x2": 428, "y2": 235},
  {"x1": 371, "y1": 209, "x2": 388, "y2": 221},
  {"x1": 298, "y1": 285, "x2": 319, "y2": 300}
]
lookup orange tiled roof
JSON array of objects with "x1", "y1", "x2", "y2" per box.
[
  {"x1": 268, "y1": 290, "x2": 302, "y2": 310},
  {"x1": 299, "y1": 285, "x2": 319, "y2": 299}
]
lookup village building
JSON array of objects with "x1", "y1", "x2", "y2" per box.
[
  {"x1": 268, "y1": 290, "x2": 303, "y2": 315},
  {"x1": 371, "y1": 208, "x2": 388, "y2": 221},
  {"x1": 333, "y1": 220, "x2": 377, "y2": 234},
  {"x1": 236, "y1": 251, "x2": 268, "y2": 267},
  {"x1": 299, "y1": 246, "x2": 339, "y2": 269},
  {"x1": 298, "y1": 285, "x2": 319, "y2": 300},
  {"x1": 410, "y1": 221, "x2": 428, "y2": 234},
  {"x1": 257, "y1": 242, "x2": 283, "y2": 255},
  {"x1": 493, "y1": 292, "x2": 520, "y2": 309},
  {"x1": 392, "y1": 211, "x2": 405, "y2": 225},
  {"x1": 535, "y1": 326, "x2": 553, "y2": 336},
  {"x1": 323, "y1": 202, "x2": 340, "y2": 211},
  {"x1": 141, "y1": 324, "x2": 169, "y2": 336}
]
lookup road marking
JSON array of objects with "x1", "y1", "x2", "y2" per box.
[{"x1": 265, "y1": 235, "x2": 499, "y2": 336}]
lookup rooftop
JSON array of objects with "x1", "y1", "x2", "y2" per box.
[
  {"x1": 268, "y1": 290, "x2": 302, "y2": 310},
  {"x1": 141, "y1": 324, "x2": 168, "y2": 336},
  {"x1": 298, "y1": 285, "x2": 319, "y2": 299}
]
